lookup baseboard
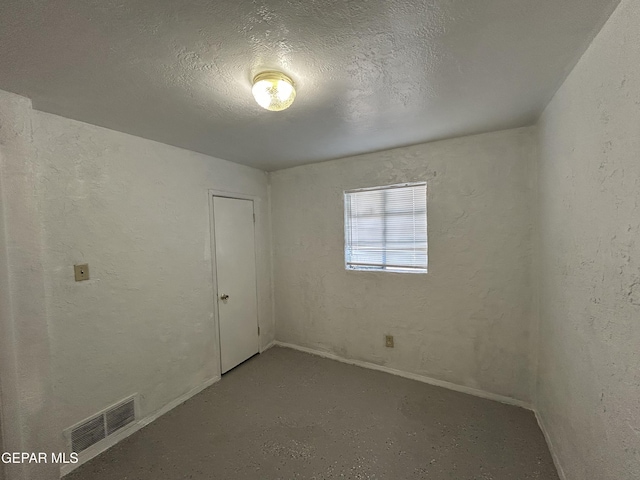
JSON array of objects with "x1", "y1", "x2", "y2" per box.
[
  {"x1": 274, "y1": 341, "x2": 532, "y2": 411},
  {"x1": 57, "y1": 344, "x2": 562, "y2": 479},
  {"x1": 535, "y1": 410, "x2": 568, "y2": 480},
  {"x1": 261, "y1": 339, "x2": 276, "y2": 353},
  {"x1": 60, "y1": 376, "x2": 220, "y2": 477}
]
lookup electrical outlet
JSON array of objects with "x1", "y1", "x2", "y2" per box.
[
  {"x1": 385, "y1": 335, "x2": 394, "y2": 348},
  {"x1": 74, "y1": 264, "x2": 90, "y2": 281}
]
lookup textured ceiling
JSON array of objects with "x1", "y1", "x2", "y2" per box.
[{"x1": 0, "y1": 0, "x2": 620, "y2": 171}]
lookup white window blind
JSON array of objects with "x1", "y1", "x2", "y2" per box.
[{"x1": 344, "y1": 182, "x2": 427, "y2": 273}]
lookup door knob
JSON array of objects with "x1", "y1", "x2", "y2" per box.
[{"x1": 220, "y1": 294, "x2": 229, "y2": 301}]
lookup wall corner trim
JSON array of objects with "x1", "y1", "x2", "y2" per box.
[
  {"x1": 535, "y1": 411, "x2": 568, "y2": 480},
  {"x1": 274, "y1": 341, "x2": 533, "y2": 411}
]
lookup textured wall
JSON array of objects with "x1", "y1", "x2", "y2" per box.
[
  {"x1": 536, "y1": 0, "x2": 640, "y2": 478},
  {"x1": 271, "y1": 127, "x2": 536, "y2": 402},
  {"x1": 0, "y1": 92, "x2": 58, "y2": 480},
  {"x1": 0, "y1": 89, "x2": 273, "y2": 480}
]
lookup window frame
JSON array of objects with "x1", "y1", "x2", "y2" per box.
[{"x1": 343, "y1": 181, "x2": 428, "y2": 274}]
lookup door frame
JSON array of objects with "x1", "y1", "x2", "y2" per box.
[{"x1": 208, "y1": 189, "x2": 263, "y2": 378}]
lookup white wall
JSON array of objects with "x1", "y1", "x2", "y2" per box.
[
  {"x1": 536, "y1": 0, "x2": 640, "y2": 478},
  {"x1": 0, "y1": 92, "x2": 57, "y2": 480},
  {"x1": 0, "y1": 89, "x2": 273, "y2": 480},
  {"x1": 271, "y1": 127, "x2": 537, "y2": 403}
]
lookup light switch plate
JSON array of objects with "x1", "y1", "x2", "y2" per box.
[
  {"x1": 74, "y1": 264, "x2": 90, "y2": 281},
  {"x1": 385, "y1": 335, "x2": 394, "y2": 348}
]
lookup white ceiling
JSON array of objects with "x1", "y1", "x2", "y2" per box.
[{"x1": 0, "y1": 0, "x2": 620, "y2": 171}]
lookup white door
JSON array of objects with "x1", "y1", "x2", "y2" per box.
[{"x1": 213, "y1": 196, "x2": 260, "y2": 374}]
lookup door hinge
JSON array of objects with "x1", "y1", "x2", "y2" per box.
[
  {"x1": 253, "y1": 213, "x2": 256, "y2": 223},
  {"x1": 258, "y1": 326, "x2": 260, "y2": 335}
]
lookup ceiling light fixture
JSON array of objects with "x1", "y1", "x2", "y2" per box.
[{"x1": 251, "y1": 71, "x2": 296, "y2": 111}]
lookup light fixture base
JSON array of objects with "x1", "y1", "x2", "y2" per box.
[{"x1": 252, "y1": 71, "x2": 294, "y2": 85}]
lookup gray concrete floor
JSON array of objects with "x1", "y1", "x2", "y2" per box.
[{"x1": 65, "y1": 347, "x2": 559, "y2": 479}]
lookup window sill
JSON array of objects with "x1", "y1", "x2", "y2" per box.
[{"x1": 345, "y1": 267, "x2": 428, "y2": 275}]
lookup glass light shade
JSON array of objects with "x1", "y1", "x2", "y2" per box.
[{"x1": 251, "y1": 71, "x2": 296, "y2": 111}]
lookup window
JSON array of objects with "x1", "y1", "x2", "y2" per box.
[{"x1": 344, "y1": 182, "x2": 427, "y2": 273}]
